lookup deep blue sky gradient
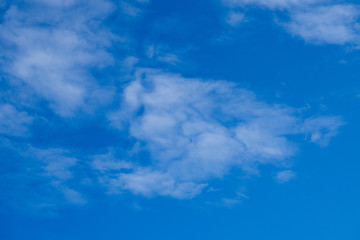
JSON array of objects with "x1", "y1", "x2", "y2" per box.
[{"x1": 1, "y1": 0, "x2": 360, "y2": 239}]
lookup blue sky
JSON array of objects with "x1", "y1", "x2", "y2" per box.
[{"x1": 0, "y1": 0, "x2": 360, "y2": 239}]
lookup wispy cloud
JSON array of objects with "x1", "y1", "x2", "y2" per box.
[
  {"x1": 120, "y1": 0, "x2": 150, "y2": 17},
  {"x1": 0, "y1": 144, "x2": 85, "y2": 211},
  {"x1": 221, "y1": 0, "x2": 360, "y2": 46},
  {"x1": 145, "y1": 44, "x2": 184, "y2": 65},
  {"x1": 28, "y1": 148, "x2": 78, "y2": 181},
  {"x1": 92, "y1": 151, "x2": 132, "y2": 173},
  {"x1": 0, "y1": 104, "x2": 33, "y2": 136},
  {"x1": 301, "y1": 116, "x2": 343, "y2": 146},
  {"x1": 0, "y1": 0, "x2": 346, "y2": 211},
  {"x1": 285, "y1": 4, "x2": 360, "y2": 45},
  {"x1": 0, "y1": 67, "x2": 344, "y2": 207},
  {"x1": 225, "y1": 11, "x2": 246, "y2": 26},
  {"x1": 275, "y1": 170, "x2": 296, "y2": 183},
  {"x1": 0, "y1": 0, "x2": 116, "y2": 116},
  {"x1": 106, "y1": 69, "x2": 343, "y2": 199},
  {"x1": 223, "y1": 0, "x2": 319, "y2": 10}
]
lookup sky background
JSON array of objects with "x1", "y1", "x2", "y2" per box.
[{"x1": 0, "y1": 0, "x2": 360, "y2": 239}]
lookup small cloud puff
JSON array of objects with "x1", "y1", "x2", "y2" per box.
[
  {"x1": 275, "y1": 170, "x2": 296, "y2": 183},
  {"x1": 225, "y1": 11, "x2": 246, "y2": 26}
]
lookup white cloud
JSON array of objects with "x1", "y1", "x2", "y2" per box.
[
  {"x1": 29, "y1": 0, "x2": 77, "y2": 7},
  {"x1": 0, "y1": 0, "x2": 116, "y2": 116},
  {"x1": 60, "y1": 186, "x2": 87, "y2": 205},
  {"x1": 285, "y1": 4, "x2": 360, "y2": 45},
  {"x1": 222, "y1": 0, "x2": 360, "y2": 46},
  {"x1": 223, "y1": 0, "x2": 319, "y2": 10},
  {"x1": 0, "y1": 144, "x2": 84, "y2": 209},
  {"x1": 225, "y1": 11, "x2": 245, "y2": 26},
  {"x1": 120, "y1": 0, "x2": 151, "y2": 17},
  {"x1": 120, "y1": 1, "x2": 141, "y2": 17},
  {"x1": 26, "y1": 147, "x2": 87, "y2": 205},
  {"x1": 92, "y1": 151, "x2": 132, "y2": 172},
  {"x1": 301, "y1": 116, "x2": 343, "y2": 146},
  {"x1": 0, "y1": 0, "x2": 347, "y2": 207},
  {"x1": 28, "y1": 148, "x2": 78, "y2": 181},
  {"x1": 106, "y1": 69, "x2": 343, "y2": 199},
  {"x1": 110, "y1": 169, "x2": 207, "y2": 198},
  {"x1": 145, "y1": 44, "x2": 183, "y2": 65},
  {"x1": 275, "y1": 170, "x2": 296, "y2": 183},
  {"x1": 0, "y1": 104, "x2": 33, "y2": 136}
]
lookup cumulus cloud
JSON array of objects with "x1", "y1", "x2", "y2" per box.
[
  {"x1": 0, "y1": 0, "x2": 116, "y2": 116},
  {"x1": 0, "y1": 0, "x2": 346, "y2": 209},
  {"x1": 0, "y1": 69, "x2": 344, "y2": 207},
  {"x1": 222, "y1": 0, "x2": 360, "y2": 46},
  {"x1": 105, "y1": 69, "x2": 343, "y2": 199},
  {"x1": 285, "y1": 4, "x2": 360, "y2": 45}
]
